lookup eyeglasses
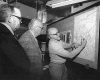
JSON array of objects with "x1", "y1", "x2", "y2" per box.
[
  {"x1": 38, "y1": 26, "x2": 44, "y2": 30},
  {"x1": 11, "y1": 15, "x2": 22, "y2": 23},
  {"x1": 51, "y1": 32, "x2": 59, "y2": 35}
]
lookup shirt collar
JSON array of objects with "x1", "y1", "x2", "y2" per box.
[
  {"x1": 30, "y1": 30, "x2": 35, "y2": 38},
  {"x1": 1, "y1": 22, "x2": 14, "y2": 35}
]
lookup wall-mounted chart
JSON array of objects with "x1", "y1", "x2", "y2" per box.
[{"x1": 73, "y1": 6, "x2": 99, "y2": 69}]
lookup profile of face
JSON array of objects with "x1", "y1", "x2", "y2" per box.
[
  {"x1": 36, "y1": 21, "x2": 43, "y2": 35},
  {"x1": 48, "y1": 28, "x2": 60, "y2": 40},
  {"x1": 10, "y1": 8, "x2": 22, "y2": 31},
  {"x1": 30, "y1": 19, "x2": 43, "y2": 37}
]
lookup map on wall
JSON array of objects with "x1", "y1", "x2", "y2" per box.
[{"x1": 73, "y1": 6, "x2": 99, "y2": 69}]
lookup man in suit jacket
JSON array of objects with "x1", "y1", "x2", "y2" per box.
[
  {"x1": 19, "y1": 18, "x2": 44, "y2": 80},
  {"x1": 0, "y1": 4, "x2": 30, "y2": 80}
]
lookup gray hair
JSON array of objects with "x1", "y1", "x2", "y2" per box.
[
  {"x1": 0, "y1": 4, "x2": 15, "y2": 22},
  {"x1": 28, "y1": 18, "x2": 42, "y2": 29}
]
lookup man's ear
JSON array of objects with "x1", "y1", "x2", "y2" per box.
[{"x1": 8, "y1": 16, "x2": 13, "y2": 23}]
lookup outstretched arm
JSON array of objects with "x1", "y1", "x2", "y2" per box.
[{"x1": 49, "y1": 38, "x2": 87, "y2": 59}]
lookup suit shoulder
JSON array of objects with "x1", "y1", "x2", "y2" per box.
[{"x1": 19, "y1": 31, "x2": 31, "y2": 41}]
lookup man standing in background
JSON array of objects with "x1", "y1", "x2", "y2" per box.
[{"x1": 19, "y1": 18, "x2": 44, "y2": 80}]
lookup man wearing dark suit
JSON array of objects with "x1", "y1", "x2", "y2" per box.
[
  {"x1": 19, "y1": 18, "x2": 44, "y2": 80},
  {"x1": 0, "y1": 4, "x2": 30, "y2": 80}
]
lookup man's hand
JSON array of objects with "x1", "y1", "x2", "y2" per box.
[
  {"x1": 81, "y1": 38, "x2": 87, "y2": 48},
  {"x1": 73, "y1": 38, "x2": 87, "y2": 49},
  {"x1": 74, "y1": 43, "x2": 81, "y2": 48}
]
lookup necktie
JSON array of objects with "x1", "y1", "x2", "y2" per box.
[{"x1": 14, "y1": 34, "x2": 18, "y2": 39}]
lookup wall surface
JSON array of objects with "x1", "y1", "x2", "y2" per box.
[{"x1": 14, "y1": 2, "x2": 37, "y2": 19}]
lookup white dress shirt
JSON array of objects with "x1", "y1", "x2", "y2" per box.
[{"x1": 49, "y1": 39, "x2": 69, "y2": 63}]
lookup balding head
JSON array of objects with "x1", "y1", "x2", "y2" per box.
[
  {"x1": 48, "y1": 27, "x2": 58, "y2": 35},
  {"x1": 28, "y1": 18, "x2": 43, "y2": 29},
  {"x1": 48, "y1": 27, "x2": 60, "y2": 40}
]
